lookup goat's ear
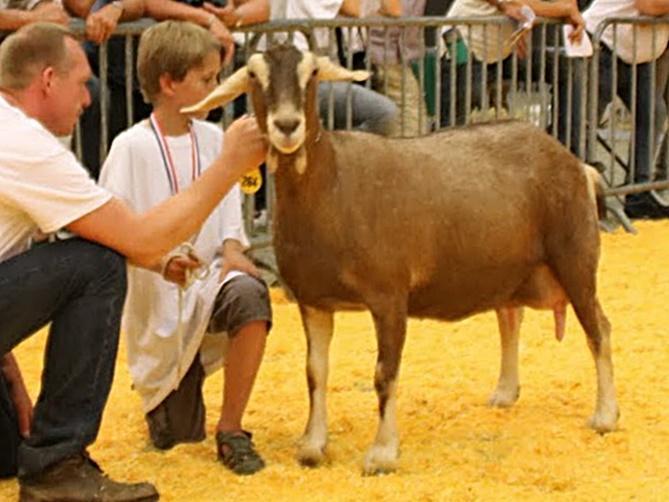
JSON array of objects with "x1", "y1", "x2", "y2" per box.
[
  {"x1": 316, "y1": 56, "x2": 370, "y2": 82},
  {"x1": 181, "y1": 66, "x2": 249, "y2": 114}
]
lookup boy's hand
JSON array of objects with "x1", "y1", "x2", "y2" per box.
[
  {"x1": 220, "y1": 246, "x2": 260, "y2": 281},
  {"x1": 163, "y1": 255, "x2": 202, "y2": 287},
  {"x1": 30, "y1": 2, "x2": 70, "y2": 25},
  {"x1": 86, "y1": 4, "x2": 124, "y2": 44},
  {"x1": 220, "y1": 116, "x2": 268, "y2": 179}
]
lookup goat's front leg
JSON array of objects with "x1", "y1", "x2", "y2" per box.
[
  {"x1": 296, "y1": 305, "x2": 334, "y2": 467},
  {"x1": 489, "y1": 307, "x2": 523, "y2": 407},
  {"x1": 363, "y1": 300, "x2": 408, "y2": 475}
]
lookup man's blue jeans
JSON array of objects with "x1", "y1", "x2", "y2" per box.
[{"x1": 0, "y1": 239, "x2": 127, "y2": 478}]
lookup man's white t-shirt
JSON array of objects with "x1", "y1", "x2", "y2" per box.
[{"x1": 0, "y1": 95, "x2": 111, "y2": 262}]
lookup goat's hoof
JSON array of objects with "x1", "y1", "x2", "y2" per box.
[
  {"x1": 588, "y1": 406, "x2": 619, "y2": 434},
  {"x1": 488, "y1": 386, "x2": 520, "y2": 408},
  {"x1": 362, "y1": 445, "x2": 398, "y2": 476},
  {"x1": 296, "y1": 442, "x2": 326, "y2": 468}
]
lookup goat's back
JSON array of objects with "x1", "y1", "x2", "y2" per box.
[{"x1": 274, "y1": 121, "x2": 600, "y2": 319}]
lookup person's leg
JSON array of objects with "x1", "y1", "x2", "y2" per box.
[
  {"x1": 76, "y1": 76, "x2": 102, "y2": 180},
  {"x1": 372, "y1": 63, "x2": 425, "y2": 137},
  {"x1": 0, "y1": 239, "x2": 158, "y2": 500},
  {"x1": 0, "y1": 372, "x2": 20, "y2": 478},
  {"x1": 207, "y1": 275, "x2": 271, "y2": 475},
  {"x1": 318, "y1": 82, "x2": 397, "y2": 135},
  {"x1": 617, "y1": 61, "x2": 654, "y2": 183},
  {"x1": 0, "y1": 239, "x2": 125, "y2": 476},
  {"x1": 554, "y1": 54, "x2": 586, "y2": 157},
  {"x1": 145, "y1": 356, "x2": 207, "y2": 450},
  {"x1": 652, "y1": 46, "x2": 669, "y2": 180}
]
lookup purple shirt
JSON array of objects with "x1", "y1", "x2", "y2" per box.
[{"x1": 368, "y1": 0, "x2": 427, "y2": 65}]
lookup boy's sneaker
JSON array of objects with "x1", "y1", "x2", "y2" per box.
[
  {"x1": 19, "y1": 452, "x2": 159, "y2": 502},
  {"x1": 216, "y1": 430, "x2": 265, "y2": 475}
]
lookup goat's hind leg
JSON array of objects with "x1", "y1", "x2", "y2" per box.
[
  {"x1": 297, "y1": 305, "x2": 334, "y2": 467},
  {"x1": 552, "y1": 252, "x2": 618, "y2": 432},
  {"x1": 489, "y1": 307, "x2": 523, "y2": 407},
  {"x1": 579, "y1": 298, "x2": 618, "y2": 432}
]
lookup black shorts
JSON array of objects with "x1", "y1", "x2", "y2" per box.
[{"x1": 145, "y1": 275, "x2": 272, "y2": 449}]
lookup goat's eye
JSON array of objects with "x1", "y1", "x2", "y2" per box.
[
  {"x1": 248, "y1": 70, "x2": 256, "y2": 79},
  {"x1": 311, "y1": 68, "x2": 318, "y2": 78}
]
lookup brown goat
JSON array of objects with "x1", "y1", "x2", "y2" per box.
[{"x1": 184, "y1": 44, "x2": 618, "y2": 475}]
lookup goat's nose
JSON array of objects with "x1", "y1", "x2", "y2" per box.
[{"x1": 274, "y1": 118, "x2": 300, "y2": 135}]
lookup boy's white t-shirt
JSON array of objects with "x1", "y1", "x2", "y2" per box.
[
  {"x1": 99, "y1": 118, "x2": 249, "y2": 412},
  {"x1": 0, "y1": 95, "x2": 111, "y2": 262}
]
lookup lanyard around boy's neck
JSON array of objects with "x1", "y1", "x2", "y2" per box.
[{"x1": 149, "y1": 113, "x2": 201, "y2": 195}]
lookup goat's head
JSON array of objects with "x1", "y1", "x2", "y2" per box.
[{"x1": 182, "y1": 44, "x2": 369, "y2": 170}]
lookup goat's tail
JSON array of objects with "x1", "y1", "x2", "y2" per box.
[{"x1": 583, "y1": 163, "x2": 607, "y2": 220}]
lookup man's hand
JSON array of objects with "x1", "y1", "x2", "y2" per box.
[
  {"x1": 85, "y1": 3, "x2": 124, "y2": 44},
  {"x1": 499, "y1": 0, "x2": 535, "y2": 59},
  {"x1": 219, "y1": 116, "x2": 268, "y2": 178},
  {"x1": 219, "y1": 241, "x2": 260, "y2": 280},
  {"x1": 162, "y1": 254, "x2": 202, "y2": 287},
  {"x1": 30, "y1": 1, "x2": 70, "y2": 25},
  {"x1": 565, "y1": 4, "x2": 585, "y2": 43},
  {"x1": 204, "y1": 1, "x2": 239, "y2": 28},
  {"x1": 207, "y1": 16, "x2": 235, "y2": 66}
]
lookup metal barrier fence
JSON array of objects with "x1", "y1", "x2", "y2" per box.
[{"x1": 69, "y1": 14, "x2": 669, "y2": 241}]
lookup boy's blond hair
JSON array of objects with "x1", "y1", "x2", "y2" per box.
[{"x1": 137, "y1": 21, "x2": 221, "y2": 104}]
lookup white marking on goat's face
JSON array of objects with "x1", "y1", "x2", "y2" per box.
[
  {"x1": 246, "y1": 53, "x2": 270, "y2": 91},
  {"x1": 267, "y1": 102, "x2": 306, "y2": 154},
  {"x1": 261, "y1": 49, "x2": 318, "y2": 154}
]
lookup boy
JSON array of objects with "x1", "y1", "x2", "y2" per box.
[{"x1": 99, "y1": 21, "x2": 271, "y2": 475}]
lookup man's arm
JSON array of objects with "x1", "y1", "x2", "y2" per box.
[
  {"x1": 68, "y1": 0, "x2": 145, "y2": 44},
  {"x1": 64, "y1": 0, "x2": 144, "y2": 19},
  {"x1": 0, "y1": 2, "x2": 69, "y2": 31},
  {"x1": 144, "y1": 0, "x2": 234, "y2": 64},
  {"x1": 340, "y1": 0, "x2": 361, "y2": 17},
  {"x1": 636, "y1": 0, "x2": 669, "y2": 15},
  {"x1": 378, "y1": 0, "x2": 402, "y2": 17},
  {"x1": 67, "y1": 117, "x2": 267, "y2": 269},
  {"x1": 203, "y1": 0, "x2": 269, "y2": 28}
]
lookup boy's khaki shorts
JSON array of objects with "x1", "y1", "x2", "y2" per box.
[{"x1": 145, "y1": 275, "x2": 272, "y2": 449}]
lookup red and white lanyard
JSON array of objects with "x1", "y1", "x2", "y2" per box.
[{"x1": 149, "y1": 113, "x2": 201, "y2": 195}]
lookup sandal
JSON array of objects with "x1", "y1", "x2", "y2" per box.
[{"x1": 216, "y1": 430, "x2": 266, "y2": 475}]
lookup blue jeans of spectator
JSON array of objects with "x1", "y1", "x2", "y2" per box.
[
  {"x1": 318, "y1": 82, "x2": 397, "y2": 135},
  {"x1": 0, "y1": 239, "x2": 127, "y2": 478}
]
